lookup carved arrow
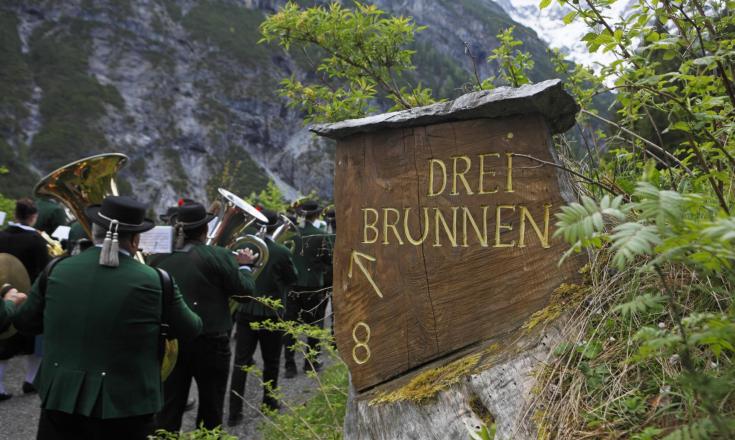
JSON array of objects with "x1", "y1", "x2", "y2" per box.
[{"x1": 348, "y1": 251, "x2": 383, "y2": 298}]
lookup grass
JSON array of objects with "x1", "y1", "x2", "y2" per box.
[
  {"x1": 529, "y1": 249, "x2": 735, "y2": 439},
  {"x1": 260, "y1": 362, "x2": 349, "y2": 440}
]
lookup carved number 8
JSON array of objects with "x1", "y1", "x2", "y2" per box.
[{"x1": 352, "y1": 321, "x2": 371, "y2": 365}]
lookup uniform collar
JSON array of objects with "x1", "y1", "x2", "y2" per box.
[{"x1": 7, "y1": 221, "x2": 36, "y2": 232}]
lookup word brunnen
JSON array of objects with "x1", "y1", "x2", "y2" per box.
[{"x1": 362, "y1": 152, "x2": 553, "y2": 249}]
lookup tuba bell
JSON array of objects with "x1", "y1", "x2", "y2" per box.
[
  {"x1": 207, "y1": 188, "x2": 270, "y2": 280},
  {"x1": 34, "y1": 153, "x2": 178, "y2": 381},
  {"x1": 34, "y1": 153, "x2": 129, "y2": 240},
  {"x1": 272, "y1": 213, "x2": 300, "y2": 254}
]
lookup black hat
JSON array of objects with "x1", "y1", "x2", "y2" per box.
[
  {"x1": 256, "y1": 209, "x2": 283, "y2": 228},
  {"x1": 159, "y1": 206, "x2": 178, "y2": 223},
  {"x1": 171, "y1": 202, "x2": 215, "y2": 230},
  {"x1": 295, "y1": 200, "x2": 320, "y2": 216},
  {"x1": 324, "y1": 207, "x2": 335, "y2": 220},
  {"x1": 85, "y1": 196, "x2": 155, "y2": 233}
]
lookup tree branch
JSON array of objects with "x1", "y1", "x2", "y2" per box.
[
  {"x1": 581, "y1": 109, "x2": 695, "y2": 176},
  {"x1": 511, "y1": 153, "x2": 621, "y2": 197}
]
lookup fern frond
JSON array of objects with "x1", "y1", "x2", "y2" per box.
[
  {"x1": 554, "y1": 195, "x2": 626, "y2": 244},
  {"x1": 662, "y1": 418, "x2": 715, "y2": 440},
  {"x1": 702, "y1": 217, "x2": 735, "y2": 242},
  {"x1": 614, "y1": 293, "x2": 665, "y2": 318},
  {"x1": 633, "y1": 182, "x2": 686, "y2": 226},
  {"x1": 610, "y1": 222, "x2": 661, "y2": 269}
]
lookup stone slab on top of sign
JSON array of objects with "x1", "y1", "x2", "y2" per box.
[{"x1": 312, "y1": 79, "x2": 581, "y2": 393}]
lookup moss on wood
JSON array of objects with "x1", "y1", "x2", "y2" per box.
[
  {"x1": 369, "y1": 353, "x2": 482, "y2": 405},
  {"x1": 522, "y1": 280, "x2": 588, "y2": 334}
]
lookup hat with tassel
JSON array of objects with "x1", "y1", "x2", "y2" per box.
[
  {"x1": 169, "y1": 202, "x2": 216, "y2": 250},
  {"x1": 85, "y1": 196, "x2": 155, "y2": 267}
]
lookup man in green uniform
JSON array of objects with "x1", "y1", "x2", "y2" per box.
[
  {"x1": 283, "y1": 200, "x2": 332, "y2": 377},
  {"x1": 33, "y1": 198, "x2": 67, "y2": 235},
  {"x1": 13, "y1": 195, "x2": 203, "y2": 440},
  {"x1": 228, "y1": 209, "x2": 298, "y2": 425},
  {"x1": 149, "y1": 202, "x2": 257, "y2": 432}
]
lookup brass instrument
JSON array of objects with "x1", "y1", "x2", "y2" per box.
[
  {"x1": 207, "y1": 189, "x2": 270, "y2": 315},
  {"x1": 33, "y1": 153, "x2": 178, "y2": 381},
  {"x1": 0, "y1": 253, "x2": 31, "y2": 340},
  {"x1": 39, "y1": 230, "x2": 65, "y2": 257},
  {"x1": 207, "y1": 188, "x2": 270, "y2": 279},
  {"x1": 272, "y1": 213, "x2": 300, "y2": 254},
  {"x1": 34, "y1": 153, "x2": 128, "y2": 240}
]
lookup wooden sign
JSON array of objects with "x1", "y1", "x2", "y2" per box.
[{"x1": 312, "y1": 80, "x2": 581, "y2": 392}]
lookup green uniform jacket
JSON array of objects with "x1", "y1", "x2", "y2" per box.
[
  {"x1": 68, "y1": 221, "x2": 89, "y2": 242},
  {"x1": 13, "y1": 247, "x2": 203, "y2": 419},
  {"x1": 0, "y1": 299, "x2": 15, "y2": 329},
  {"x1": 292, "y1": 222, "x2": 330, "y2": 288},
  {"x1": 34, "y1": 198, "x2": 67, "y2": 235},
  {"x1": 150, "y1": 243, "x2": 255, "y2": 335},
  {"x1": 238, "y1": 238, "x2": 298, "y2": 319}
]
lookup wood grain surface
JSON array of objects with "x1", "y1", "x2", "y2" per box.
[{"x1": 333, "y1": 114, "x2": 579, "y2": 392}]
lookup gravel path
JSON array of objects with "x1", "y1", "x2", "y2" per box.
[{"x1": 0, "y1": 339, "x2": 329, "y2": 439}]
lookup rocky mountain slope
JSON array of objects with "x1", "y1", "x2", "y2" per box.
[{"x1": 0, "y1": 0, "x2": 561, "y2": 212}]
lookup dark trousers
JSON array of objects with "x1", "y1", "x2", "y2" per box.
[
  {"x1": 229, "y1": 318, "x2": 282, "y2": 415},
  {"x1": 37, "y1": 409, "x2": 154, "y2": 440},
  {"x1": 155, "y1": 334, "x2": 231, "y2": 432},
  {"x1": 283, "y1": 287, "x2": 328, "y2": 366}
]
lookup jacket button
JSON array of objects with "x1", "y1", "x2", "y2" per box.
[
  {"x1": 101, "y1": 372, "x2": 107, "y2": 376},
  {"x1": 53, "y1": 362, "x2": 58, "y2": 367},
  {"x1": 193, "y1": 302, "x2": 198, "y2": 306}
]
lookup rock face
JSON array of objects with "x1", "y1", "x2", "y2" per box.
[{"x1": 0, "y1": 0, "x2": 557, "y2": 212}]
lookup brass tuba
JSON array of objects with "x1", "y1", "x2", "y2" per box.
[
  {"x1": 34, "y1": 153, "x2": 128, "y2": 240},
  {"x1": 34, "y1": 153, "x2": 178, "y2": 381},
  {"x1": 207, "y1": 188, "x2": 270, "y2": 280}
]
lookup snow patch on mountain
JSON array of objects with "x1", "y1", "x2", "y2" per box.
[{"x1": 493, "y1": 0, "x2": 634, "y2": 70}]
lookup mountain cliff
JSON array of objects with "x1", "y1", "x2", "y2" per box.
[{"x1": 0, "y1": 0, "x2": 559, "y2": 211}]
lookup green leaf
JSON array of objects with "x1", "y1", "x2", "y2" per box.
[
  {"x1": 563, "y1": 10, "x2": 577, "y2": 25},
  {"x1": 614, "y1": 293, "x2": 665, "y2": 317},
  {"x1": 609, "y1": 222, "x2": 661, "y2": 269}
]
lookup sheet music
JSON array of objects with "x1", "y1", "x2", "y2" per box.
[
  {"x1": 207, "y1": 218, "x2": 219, "y2": 236},
  {"x1": 0, "y1": 212, "x2": 5, "y2": 226},
  {"x1": 139, "y1": 226, "x2": 173, "y2": 254},
  {"x1": 51, "y1": 225, "x2": 71, "y2": 240}
]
